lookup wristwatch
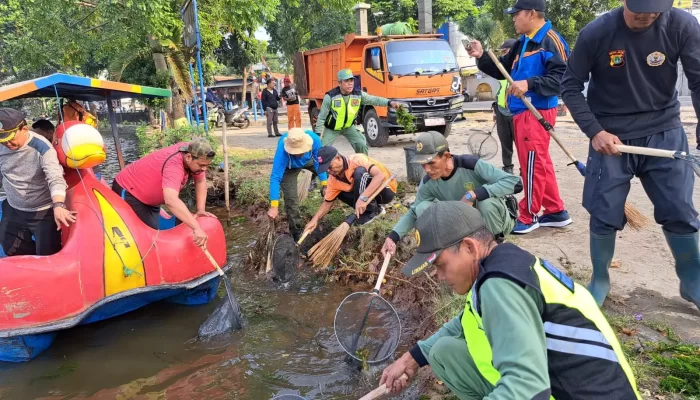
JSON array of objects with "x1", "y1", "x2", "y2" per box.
[
  {"x1": 359, "y1": 195, "x2": 369, "y2": 202},
  {"x1": 53, "y1": 202, "x2": 67, "y2": 209},
  {"x1": 464, "y1": 192, "x2": 474, "y2": 202}
]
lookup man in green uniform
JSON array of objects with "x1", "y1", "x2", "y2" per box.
[
  {"x1": 381, "y1": 131, "x2": 520, "y2": 257},
  {"x1": 380, "y1": 201, "x2": 640, "y2": 399},
  {"x1": 493, "y1": 39, "x2": 517, "y2": 174},
  {"x1": 315, "y1": 68, "x2": 401, "y2": 154}
]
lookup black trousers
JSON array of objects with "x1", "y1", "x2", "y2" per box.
[
  {"x1": 112, "y1": 181, "x2": 160, "y2": 229},
  {"x1": 0, "y1": 201, "x2": 62, "y2": 256},
  {"x1": 336, "y1": 167, "x2": 394, "y2": 211},
  {"x1": 692, "y1": 92, "x2": 700, "y2": 147},
  {"x1": 494, "y1": 103, "x2": 515, "y2": 169}
]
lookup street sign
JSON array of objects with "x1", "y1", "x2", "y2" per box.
[
  {"x1": 673, "y1": 0, "x2": 692, "y2": 8},
  {"x1": 182, "y1": 0, "x2": 197, "y2": 49}
]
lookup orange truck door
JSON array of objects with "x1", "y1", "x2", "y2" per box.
[{"x1": 360, "y1": 45, "x2": 388, "y2": 117}]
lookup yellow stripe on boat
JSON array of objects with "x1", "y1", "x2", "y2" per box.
[{"x1": 94, "y1": 190, "x2": 146, "y2": 296}]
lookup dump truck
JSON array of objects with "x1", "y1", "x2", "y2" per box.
[{"x1": 294, "y1": 33, "x2": 464, "y2": 147}]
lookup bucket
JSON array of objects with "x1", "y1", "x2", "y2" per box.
[{"x1": 404, "y1": 146, "x2": 426, "y2": 185}]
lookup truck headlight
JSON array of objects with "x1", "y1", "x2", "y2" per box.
[
  {"x1": 450, "y1": 95, "x2": 464, "y2": 109},
  {"x1": 392, "y1": 101, "x2": 411, "y2": 112}
]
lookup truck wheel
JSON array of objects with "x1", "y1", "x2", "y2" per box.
[
  {"x1": 363, "y1": 109, "x2": 389, "y2": 147},
  {"x1": 310, "y1": 107, "x2": 319, "y2": 127},
  {"x1": 435, "y1": 122, "x2": 452, "y2": 138}
]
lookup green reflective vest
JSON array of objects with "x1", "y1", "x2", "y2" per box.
[
  {"x1": 497, "y1": 79, "x2": 508, "y2": 110},
  {"x1": 324, "y1": 87, "x2": 362, "y2": 130},
  {"x1": 461, "y1": 254, "x2": 640, "y2": 399}
]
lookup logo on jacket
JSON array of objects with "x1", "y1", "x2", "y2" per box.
[
  {"x1": 464, "y1": 182, "x2": 475, "y2": 192},
  {"x1": 416, "y1": 141, "x2": 423, "y2": 151},
  {"x1": 608, "y1": 50, "x2": 625, "y2": 67},
  {"x1": 351, "y1": 99, "x2": 360, "y2": 107},
  {"x1": 333, "y1": 100, "x2": 342, "y2": 107},
  {"x1": 647, "y1": 51, "x2": 666, "y2": 67}
]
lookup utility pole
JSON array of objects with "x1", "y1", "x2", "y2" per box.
[{"x1": 417, "y1": 0, "x2": 433, "y2": 34}]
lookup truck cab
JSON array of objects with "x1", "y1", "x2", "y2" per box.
[{"x1": 297, "y1": 34, "x2": 464, "y2": 147}]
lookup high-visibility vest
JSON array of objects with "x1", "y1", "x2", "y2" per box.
[
  {"x1": 324, "y1": 87, "x2": 362, "y2": 130},
  {"x1": 461, "y1": 253, "x2": 641, "y2": 399},
  {"x1": 497, "y1": 79, "x2": 508, "y2": 110}
]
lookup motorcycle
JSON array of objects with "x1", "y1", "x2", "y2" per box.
[{"x1": 208, "y1": 104, "x2": 251, "y2": 130}]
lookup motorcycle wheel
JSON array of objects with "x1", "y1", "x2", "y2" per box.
[{"x1": 240, "y1": 119, "x2": 250, "y2": 130}]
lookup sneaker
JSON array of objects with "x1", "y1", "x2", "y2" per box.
[
  {"x1": 538, "y1": 210, "x2": 573, "y2": 228},
  {"x1": 513, "y1": 220, "x2": 540, "y2": 234},
  {"x1": 357, "y1": 205, "x2": 385, "y2": 226}
]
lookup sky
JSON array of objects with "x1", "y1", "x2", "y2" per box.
[{"x1": 255, "y1": 26, "x2": 271, "y2": 41}]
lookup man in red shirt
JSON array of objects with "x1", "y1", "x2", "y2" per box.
[{"x1": 112, "y1": 138, "x2": 216, "y2": 248}]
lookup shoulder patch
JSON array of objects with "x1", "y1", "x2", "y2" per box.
[
  {"x1": 27, "y1": 136, "x2": 51, "y2": 156},
  {"x1": 541, "y1": 259, "x2": 575, "y2": 293}
]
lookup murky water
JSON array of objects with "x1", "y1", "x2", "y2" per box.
[
  {"x1": 94, "y1": 130, "x2": 140, "y2": 182},
  {"x1": 0, "y1": 214, "x2": 417, "y2": 400}
]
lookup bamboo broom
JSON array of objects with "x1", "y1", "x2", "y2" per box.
[
  {"x1": 308, "y1": 175, "x2": 394, "y2": 269},
  {"x1": 297, "y1": 169, "x2": 313, "y2": 203},
  {"x1": 485, "y1": 50, "x2": 649, "y2": 230}
]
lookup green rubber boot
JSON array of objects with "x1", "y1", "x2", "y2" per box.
[
  {"x1": 664, "y1": 230, "x2": 700, "y2": 310},
  {"x1": 587, "y1": 233, "x2": 616, "y2": 307}
]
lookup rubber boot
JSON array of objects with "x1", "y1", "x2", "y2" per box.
[
  {"x1": 664, "y1": 230, "x2": 700, "y2": 310},
  {"x1": 587, "y1": 233, "x2": 617, "y2": 307}
]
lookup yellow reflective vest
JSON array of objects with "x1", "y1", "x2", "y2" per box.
[
  {"x1": 324, "y1": 87, "x2": 362, "y2": 130},
  {"x1": 461, "y1": 246, "x2": 641, "y2": 399}
]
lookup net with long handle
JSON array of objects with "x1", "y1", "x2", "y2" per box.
[
  {"x1": 467, "y1": 125, "x2": 499, "y2": 161},
  {"x1": 333, "y1": 256, "x2": 401, "y2": 365},
  {"x1": 271, "y1": 395, "x2": 308, "y2": 400}
]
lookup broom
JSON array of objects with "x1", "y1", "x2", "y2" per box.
[
  {"x1": 264, "y1": 219, "x2": 276, "y2": 273},
  {"x1": 485, "y1": 50, "x2": 649, "y2": 230},
  {"x1": 308, "y1": 175, "x2": 394, "y2": 269},
  {"x1": 297, "y1": 169, "x2": 313, "y2": 203}
]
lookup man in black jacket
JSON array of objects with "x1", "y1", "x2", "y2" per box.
[
  {"x1": 262, "y1": 78, "x2": 281, "y2": 137},
  {"x1": 561, "y1": 0, "x2": 700, "y2": 309}
]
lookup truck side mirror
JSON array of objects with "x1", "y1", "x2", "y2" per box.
[{"x1": 370, "y1": 48, "x2": 381, "y2": 71}]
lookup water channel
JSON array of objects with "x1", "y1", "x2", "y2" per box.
[{"x1": 0, "y1": 131, "x2": 419, "y2": 399}]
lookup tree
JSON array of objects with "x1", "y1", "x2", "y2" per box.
[
  {"x1": 484, "y1": 0, "x2": 619, "y2": 45},
  {"x1": 265, "y1": 1, "x2": 355, "y2": 67},
  {"x1": 459, "y1": 12, "x2": 508, "y2": 50},
  {"x1": 215, "y1": 33, "x2": 267, "y2": 106},
  {"x1": 367, "y1": 0, "x2": 478, "y2": 32}
]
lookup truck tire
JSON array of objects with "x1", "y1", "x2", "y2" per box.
[
  {"x1": 435, "y1": 122, "x2": 452, "y2": 138},
  {"x1": 363, "y1": 109, "x2": 389, "y2": 147},
  {"x1": 310, "y1": 107, "x2": 319, "y2": 127}
]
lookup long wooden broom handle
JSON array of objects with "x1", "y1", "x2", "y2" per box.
[
  {"x1": 616, "y1": 144, "x2": 677, "y2": 158},
  {"x1": 485, "y1": 50, "x2": 580, "y2": 164},
  {"x1": 372, "y1": 254, "x2": 392, "y2": 293},
  {"x1": 359, "y1": 373, "x2": 409, "y2": 400},
  {"x1": 203, "y1": 248, "x2": 225, "y2": 277}
]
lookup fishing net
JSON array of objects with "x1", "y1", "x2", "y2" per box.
[
  {"x1": 467, "y1": 128, "x2": 499, "y2": 161},
  {"x1": 334, "y1": 292, "x2": 401, "y2": 365},
  {"x1": 198, "y1": 277, "x2": 247, "y2": 337},
  {"x1": 271, "y1": 233, "x2": 299, "y2": 283}
]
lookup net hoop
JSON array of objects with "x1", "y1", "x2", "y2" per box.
[{"x1": 333, "y1": 291, "x2": 402, "y2": 364}]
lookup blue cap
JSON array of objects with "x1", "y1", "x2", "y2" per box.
[{"x1": 505, "y1": 0, "x2": 545, "y2": 14}]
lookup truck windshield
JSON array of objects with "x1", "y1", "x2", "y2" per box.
[{"x1": 386, "y1": 40, "x2": 458, "y2": 75}]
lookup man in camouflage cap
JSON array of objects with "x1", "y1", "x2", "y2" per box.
[
  {"x1": 314, "y1": 68, "x2": 401, "y2": 154},
  {"x1": 381, "y1": 131, "x2": 521, "y2": 257},
  {"x1": 113, "y1": 138, "x2": 217, "y2": 248}
]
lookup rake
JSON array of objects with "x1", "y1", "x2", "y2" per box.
[
  {"x1": 486, "y1": 50, "x2": 649, "y2": 230},
  {"x1": 307, "y1": 175, "x2": 394, "y2": 269}
]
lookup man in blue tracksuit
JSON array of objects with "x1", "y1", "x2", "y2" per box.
[
  {"x1": 268, "y1": 128, "x2": 328, "y2": 241},
  {"x1": 561, "y1": 0, "x2": 700, "y2": 309},
  {"x1": 468, "y1": 0, "x2": 572, "y2": 235}
]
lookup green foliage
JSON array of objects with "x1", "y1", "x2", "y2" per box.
[
  {"x1": 136, "y1": 125, "x2": 210, "y2": 155},
  {"x1": 484, "y1": 0, "x2": 620, "y2": 45},
  {"x1": 235, "y1": 179, "x2": 270, "y2": 207},
  {"x1": 396, "y1": 105, "x2": 417, "y2": 133},
  {"x1": 368, "y1": 0, "x2": 478, "y2": 33},
  {"x1": 460, "y1": 13, "x2": 503, "y2": 50},
  {"x1": 265, "y1": 0, "x2": 355, "y2": 63}
]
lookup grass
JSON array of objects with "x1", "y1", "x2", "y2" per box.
[{"x1": 605, "y1": 311, "x2": 700, "y2": 397}]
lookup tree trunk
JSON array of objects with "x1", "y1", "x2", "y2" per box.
[
  {"x1": 170, "y1": 82, "x2": 187, "y2": 127},
  {"x1": 242, "y1": 66, "x2": 248, "y2": 108}
]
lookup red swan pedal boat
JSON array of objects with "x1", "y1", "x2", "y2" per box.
[{"x1": 0, "y1": 121, "x2": 226, "y2": 362}]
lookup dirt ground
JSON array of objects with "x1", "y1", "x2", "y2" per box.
[{"x1": 213, "y1": 107, "x2": 700, "y2": 343}]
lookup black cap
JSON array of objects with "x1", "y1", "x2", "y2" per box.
[
  {"x1": 402, "y1": 201, "x2": 486, "y2": 277},
  {"x1": 500, "y1": 39, "x2": 517, "y2": 49},
  {"x1": 411, "y1": 131, "x2": 449, "y2": 164},
  {"x1": 317, "y1": 146, "x2": 339, "y2": 174},
  {"x1": 505, "y1": 0, "x2": 545, "y2": 14},
  {"x1": 626, "y1": 0, "x2": 673, "y2": 13},
  {"x1": 0, "y1": 108, "x2": 26, "y2": 143}
]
